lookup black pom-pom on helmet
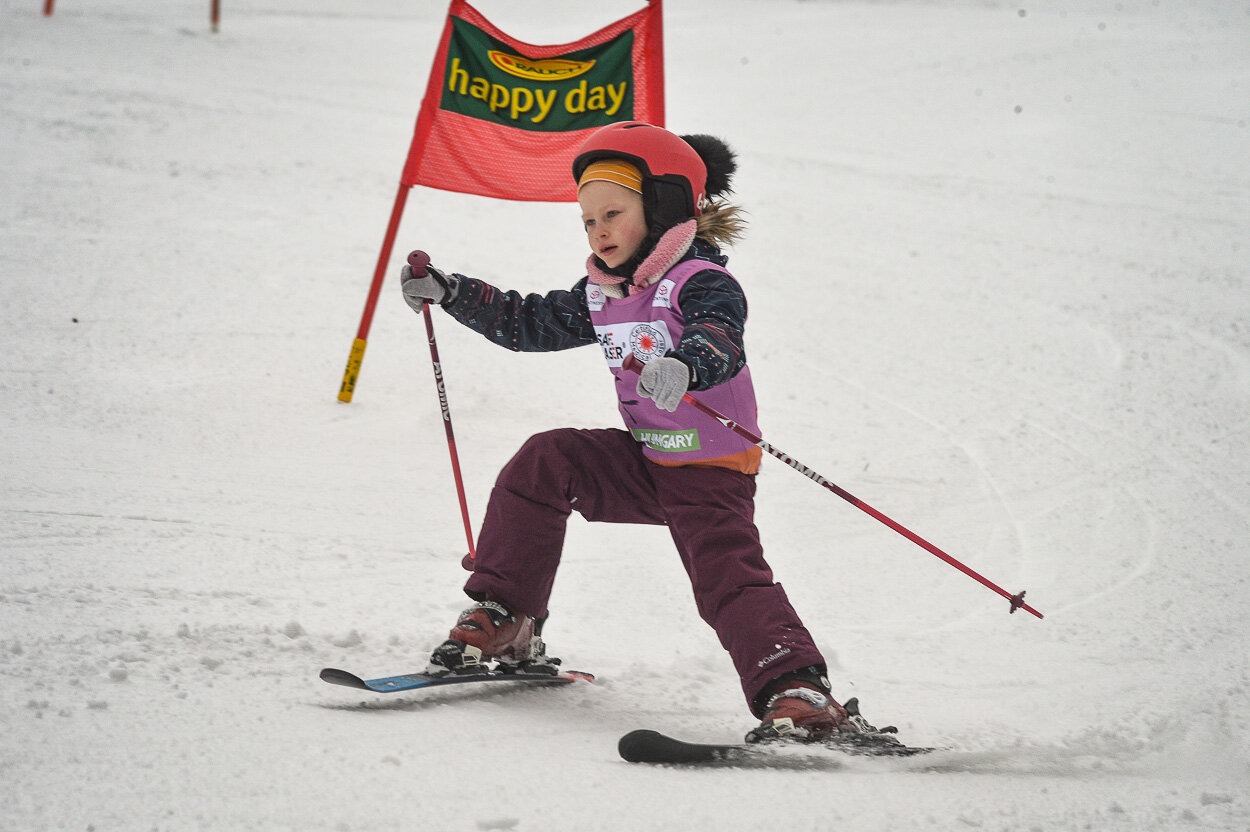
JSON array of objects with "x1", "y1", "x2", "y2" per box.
[{"x1": 573, "y1": 122, "x2": 736, "y2": 234}]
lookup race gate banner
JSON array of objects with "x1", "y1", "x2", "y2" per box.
[{"x1": 400, "y1": 0, "x2": 665, "y2": 202}]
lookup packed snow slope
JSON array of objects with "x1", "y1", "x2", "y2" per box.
[{"x1": 2, "y1": 0, "x2": 1248, "y2": 829}]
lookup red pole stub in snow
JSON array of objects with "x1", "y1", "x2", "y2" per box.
[{"x1": 338, "y1": 185, "x2": 412, "y2": 403}]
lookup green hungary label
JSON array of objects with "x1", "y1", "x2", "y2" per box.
[
  {"x1": 631, "y1": 427, "x2": 702, "y2": 453},
  {"x1": 440, "y1": 17, "x2": 635, "y2": 131}
]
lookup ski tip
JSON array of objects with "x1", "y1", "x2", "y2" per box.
[
  {"x1": 319, "y1": 667, "x2": 370, "y2": 689},
  {"x1": 618, "y1": 730, "x2": 746, "y2": 765},
  {"x1": 619, "y1": 729, "x2": 666, "y2": 763}
]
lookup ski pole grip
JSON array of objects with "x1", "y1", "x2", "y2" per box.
[
  {"x1": 407, "y1": 250, "x2": 431, "y2": 277},
  {"x1": 622, "y1": 354, "x2": 643, "y2": 375}
]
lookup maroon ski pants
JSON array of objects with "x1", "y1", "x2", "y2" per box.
[{"x1": 463, "y1": 427, "x2": 825, "y2": 712}]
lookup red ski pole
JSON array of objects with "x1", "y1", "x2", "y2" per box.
[
  {"x1": 408, "y1": 251, "x2": 476, "y2": 570},
  {"x1": 622, "y1": 355, "x2": 1042, "y2": 619}
]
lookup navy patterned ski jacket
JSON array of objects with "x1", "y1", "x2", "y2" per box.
[{"x1": 439, "y1": 239, "x2": 747, "y2": 391}]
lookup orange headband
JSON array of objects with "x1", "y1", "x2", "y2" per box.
[{"x1": 577, "y1": 160, "x2": 643, "y2": 194}]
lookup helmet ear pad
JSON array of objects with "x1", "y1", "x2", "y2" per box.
[{"x1": 642, "y1": 176, "x2": 695, "y2": 235}]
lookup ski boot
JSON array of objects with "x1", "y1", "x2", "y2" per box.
[
  {"x1": 745, "y1": 665, "x2": 906, "y2": 751},
  {"x1": 746, "y1": 669, "x2": 849, "y2": 744},
  {"x1": 425, "y1": 600, "x2": 558, "y2": 676}
]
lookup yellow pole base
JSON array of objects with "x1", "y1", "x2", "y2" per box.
[{"x1": 338, "y1": 338, "x2": 367, "y2": 402}]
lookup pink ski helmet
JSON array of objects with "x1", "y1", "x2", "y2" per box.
[{"x1": 573, "y1": 122, "x2": 709, "y2": 225}]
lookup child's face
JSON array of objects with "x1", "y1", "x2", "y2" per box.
[{"x1": 578, "y1": 180, "x2": 648, "y2": 269}]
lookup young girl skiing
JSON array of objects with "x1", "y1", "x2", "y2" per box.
[{"x1": 400, "y1": 121, "x2": 876, "y2": 743}]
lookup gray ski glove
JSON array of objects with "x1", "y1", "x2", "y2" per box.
[
  {"x1": 400, "y1": 262, "x2": 459, "y2": 312},
  {"x1": 636, "y1": 355, "x2": 692, "y2": 412}
]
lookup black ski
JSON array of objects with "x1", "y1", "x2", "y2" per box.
[
  {"x1": 320, "y1": 666, "x2": 593, "y2": 694},
  {"x1": 619, "y1": 730, "x2": 934, "y2": 766}
]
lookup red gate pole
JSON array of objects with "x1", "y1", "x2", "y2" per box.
[
  {"x1": 338, "y1": 183, "x2": 411, "y2": 403},
  {"x1": 44, "y1": 0, "x2": 54, "y2": 16},
  {"x1": 210, "y1": 0, "x2": 220, "y2": 32}
]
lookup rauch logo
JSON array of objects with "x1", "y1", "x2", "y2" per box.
[{"x1": 487, "y1": 51, "x2": 596, "y2": 82}]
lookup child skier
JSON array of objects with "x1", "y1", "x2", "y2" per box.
[{"x1": 400, "y1": 121, "x2": 875, "y2": 743}]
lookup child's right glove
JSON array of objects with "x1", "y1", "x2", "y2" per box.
[
  {"x1": 636, "y1": 355, "x2": 692, "y2": 412},
  {"x1": 400, "y1": 262, "x2": 459, "y2": 312}
]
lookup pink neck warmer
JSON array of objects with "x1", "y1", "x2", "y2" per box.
[{"x1": 585, "y1": 220, "x2": 698, "y2": 298}]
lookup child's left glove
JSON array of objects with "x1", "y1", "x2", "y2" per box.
[
  {"x1": 400, "y1": 262, "x2": 459, "y2": 313},
  {"x1": 636, "y1": 356, "x2": 692, "y2": 412}
]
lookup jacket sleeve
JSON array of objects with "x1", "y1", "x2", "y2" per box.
[
  {"x1": 672, "y1": 270, "x2": 748, "y2": 391},
  {"x1": 440, "y1": 275, "x2": 598, "y2": 352}
]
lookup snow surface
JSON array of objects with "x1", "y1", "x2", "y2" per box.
[{"x1": 3, "y1": 0, "x2": 1249, "y2": 829}]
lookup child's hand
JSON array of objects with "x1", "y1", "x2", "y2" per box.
[
  {"x1": 636, "y1": 356, "x2": 692, "y2": 412},
  {"x1": 400, "y1": 262, "x2": 459, "y2": 311}
]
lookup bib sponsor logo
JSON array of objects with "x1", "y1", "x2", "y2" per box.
[
  {"x1": 629, "y1": 324, "x2": 667, "y2": 362},
  {"x1": 596, "y1": 330, "x2": 624, "y2": 362},
  {"x1": 652, "y1": 278, "x2": 676, "y2": 310},
  {"x1": 586, "y1": 285, "x2": 605, "y2": 311},
  {"x1": 631, "y1": 427, "x2": 701, "y2": 453},
  {"x1": 593, "y1": 320, "x2": 672, "y2": 367}
]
